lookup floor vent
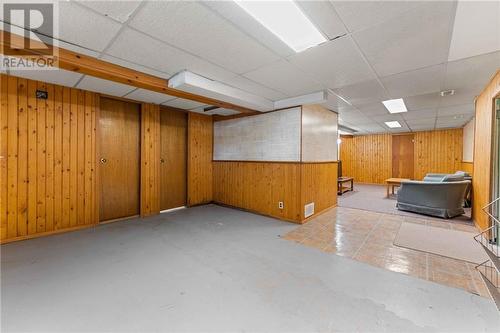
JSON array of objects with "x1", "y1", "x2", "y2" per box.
[{"x1": 304, "y1": 202, "x2": 315, "y2": 218}]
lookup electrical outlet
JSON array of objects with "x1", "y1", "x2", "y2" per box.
[{"x1": 278, "y1": 201, "x2": 284, "y2": 209}]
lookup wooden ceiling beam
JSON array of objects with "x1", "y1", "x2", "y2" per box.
[{"x1": 0, "y1": 30, "x2": 258, "y2": 115}]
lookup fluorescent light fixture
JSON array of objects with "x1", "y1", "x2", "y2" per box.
[
  {"x1": 385, "y1": 121, "x2": 402, "y2": 128},
  {"x1": 382, "y1": 98, "x2": 407, "y2": 113},
  {"x1": 274, "y1": 91, "x2": 327, "y2": 109},
  {"x1": 234, "y1": 1, "x2": 326, "y2": 52},
  {"x1": 169, "y1": 71, "x2": 274, "y2": 112}
]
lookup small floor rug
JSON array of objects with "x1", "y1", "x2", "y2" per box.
[{"x1": 394, "y1": 222, "x2": 488, "y2": 264}]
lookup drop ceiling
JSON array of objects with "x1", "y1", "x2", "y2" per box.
[{"x1": 2, "y1": 0, "x2": 499, "y2": 132}]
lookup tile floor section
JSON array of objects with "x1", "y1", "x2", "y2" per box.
[{"x1": 283, "y1": 206, "x2": 490, "y2": 298}]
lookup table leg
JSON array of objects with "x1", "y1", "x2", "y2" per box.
[
  {"x1": 386, "y1": 184, "x2": 389, "y2": 198},
  {"x1": 350, "y1": 180, "x2": 353, "y2": 191},
  {"x1": 392, "y1": 185, "x2": 395, "y2": 195}
]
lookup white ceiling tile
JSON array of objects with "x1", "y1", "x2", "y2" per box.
[
  {"x1": 448, "y1": 1, "x2": 500, "y2": 61},
  {"x1": 202, "y1": 1, "x2": 293, "y2": 58},
  {"x1": 243, "y1": 60, "x2": 323, "y2": 96},
  {"x1": 357, "y1": 102, "x2": 390, "y2": 116},
  {"x1": 403, "y1": 108, "x2": 437, "y2": 120},
  {"x1": 409, "y1": 124, "x2": 435, "y2": 131},
  {"x1": 58, "y1": 40, "x2": 100, "y2": 58},
  {"x1": 7, "y1": 68, "x2": 83, "y2": 87},
  {"x1": 331, "y1": 0, "x2": 423, "y2": 33},
  {"x1": 77, "y1": 75, "x2": 136, "y2": 97},
  {"x1": 295, "y1": 1, "x2": 347, "y2": 39},
  {"x1": 76, "y1": 1, "x2": 142, "y2": 23},
  {"x1": 129, "y1": 1, "x2": 279, "y2": 73},
  {"x1": 444, "y1": 51, "x2": 500, "y2": 91},
  {"x1": 333, "y1": 79, "x2": 388, "y2": 107},
  {"x1": 356, "y1": 123, "x2": 387, "y2": 133},
  {"x1": 436, "y1": 116, "x2": 469, "y2": 129},
  {"x1": 404, "y1": 93, "x2": 441, "y2": 111},
  {"x1": 405, "y1": 117, "x2": 436, "y2": 126},
  {"x1": 204, "y1": 107, "x2": 240, "y2": 116},
  {"x1": 223, "y1": 75, "x2": 288, "y2": 101},
  {"x1": 100, "y1": 54, "x2": 171, "y2": 79},
  {"x1": 58, "y1": 2, "x2": 122, "y2": 52},
  {"x1": 105, "y1": 28, "x2": 235, "y2": 83},
  {"x1": 371, "y1": 113, "x2": 405, "y2": 123},
  {"x1": 437, "y1": 104, "x2": 475, "y2": 117},
  {"x1": 438, "y1": 86, "x2": 479, "y2": 108},
  {"x1": 380, "y1": 64, "x2": 446, "y2": 98},
  {"x1": 124, "y1": 88, "x2": 175, "y2": 104},
  {"x1": 162, "y1": 98, "x2": 207, "y2": 110},
  {"x1": 288, "y1": 37, "x2": 375, "y2": 89},
  {"x1": 352, "y1": 2, "x2": 456, "y2": 76}
]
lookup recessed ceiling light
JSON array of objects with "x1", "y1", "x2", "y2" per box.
[
  {"x1": 234, "y1": 1, "x2": 327, "y2": 52},
  {"x1": 385, "y1": 121, "x2": 402, "y2": 128},
  {"x1": 382, "y1": 98, "x2": 407, "y2": 113}
]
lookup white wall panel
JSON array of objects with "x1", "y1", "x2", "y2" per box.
[
  {"x1": 214, "y1": 108, "x2": 301, "y2": 161},
  {"x1": 301, "y1": 105, "x2": 339, "y2": 162}
]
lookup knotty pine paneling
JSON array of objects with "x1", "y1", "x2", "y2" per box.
[
  {"x1": 141, "y1": 103, "x2": 161, "y2": 216},
  {"x1": 340, "y1": 134, "x2": 392, "y2": 184},
  {"x1": 1, "y1": 74, "x2": 98, "y2": 242},
  {"x1": 213, "y1": 161, "x2": 338, "y2": 223},
  {"x1": 340, "y1": 130, "x2": 464, "y2": 184},
  {"x1": 461, "y1": 162, "x2": 474, "y2": 175},
  {"x1": 187, "y1": 113, "x2": 213, "y2": 205},
  {"x1": 300, "y1": 163, "x2": 338, "y2": 220},
  {"x1": 473, "y1": 70, "x2": 500, "y2": 231},
  {"x1": 413, "y1": 129, "x2": 463, "y2": 180}
]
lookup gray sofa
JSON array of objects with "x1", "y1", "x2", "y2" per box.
[{"x1": 396, "y1": 172, "x2": 471, "y2": 218}]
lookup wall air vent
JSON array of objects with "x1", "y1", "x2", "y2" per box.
[
  {"x1": 304, "y1": 202, "x2": 315, "y2": 218},
  {"x1": 440, "y1": 89, "x2": 455, "y2": 97}
]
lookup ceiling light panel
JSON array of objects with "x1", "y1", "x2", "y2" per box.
[
  {"x1": 382, "y1": 98, "x2": 407, "y2": 113},
  {"x1": 234, "y1": 1, "x2": 326, "y2": 52},
  {"x1": 385, "y1": 121, "x2": 402, "y2": 128}
]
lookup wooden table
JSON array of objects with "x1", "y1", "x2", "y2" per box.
[
  {"x1": 385, "y1": 178, "x2": 410, "y2": 198},
  {"x1": 338, "y1": 177, "x2": 354, "y2": 195}
]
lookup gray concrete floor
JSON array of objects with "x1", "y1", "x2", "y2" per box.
[{"x1": 1, "y1": 204, "x2": 498, "y2": 332}]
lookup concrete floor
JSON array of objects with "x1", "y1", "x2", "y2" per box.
[{"x1": 1, "y1": 205, "x2": 498, "y2": 332}]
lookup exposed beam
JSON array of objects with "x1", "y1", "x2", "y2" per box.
[{"x1": 0, "y1": 30, "x2": 258, "y2": 114}]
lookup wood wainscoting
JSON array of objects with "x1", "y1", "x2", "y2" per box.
[
  {"x1": 473, "y1": 70, "x2": 500, "y2": 231},
  {"x1": 340, "y1": 129, "x2": 463, "y2": 184},
  {"x1": 213, "y1": 161, "x2": 337, "y2": 223}
]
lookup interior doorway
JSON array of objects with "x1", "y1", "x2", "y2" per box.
[
  {"x1": 99, "y1": 98, "x2": 141, "y2": 222},
  {"x1": 159, "y1": 107, "x2": 187, "y2": 211},
  {"x1": 392, "y1": 134, "x2": 415, "y2": 179}
]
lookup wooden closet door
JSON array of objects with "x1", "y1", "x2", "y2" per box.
[
  {"x1": 392, "y1": 134, "x2": 414, "y2": 179},
  {"x1": 160, "y1": 107, "x2": 187, "y2": 210},
  {"x1": 99, "y1": 98, "x2": 141, "y2": 221}
]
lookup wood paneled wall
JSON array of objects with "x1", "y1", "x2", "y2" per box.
[
  {"x1": 340, "y1": 134, "x2": 392, "y2": 184},
  {"x1": 140, "y1": 103, "x2": 160, "y2": 216},
  {"x1": 340, "y1": 130, "x2": 463, "y2": 184},
  {"x1": 213, "y1": 161, "x2": 337, "y2": 223},
  {"x1": 413, "y1": 129, "x2": 463, "y2": 180},
  {"x1": 461, "y1": 162, "x2": 474, "y2": 175},
  {"x1": 300, "y1": 163, "x2": 338, "y2": 221},
  {"x1": 473, "y1": 70, "x2": 500, "y2": 230},
  {"x1": 187, "y1": 113, "x2": 213, "y2": 205},
  {"x1": 1, "y1": 74, "x2": 98, "y2": 242}
]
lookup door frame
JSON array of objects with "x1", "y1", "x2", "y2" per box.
[{"x1": 391, "y1": 133, "x2": 415, "y2": 179}]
